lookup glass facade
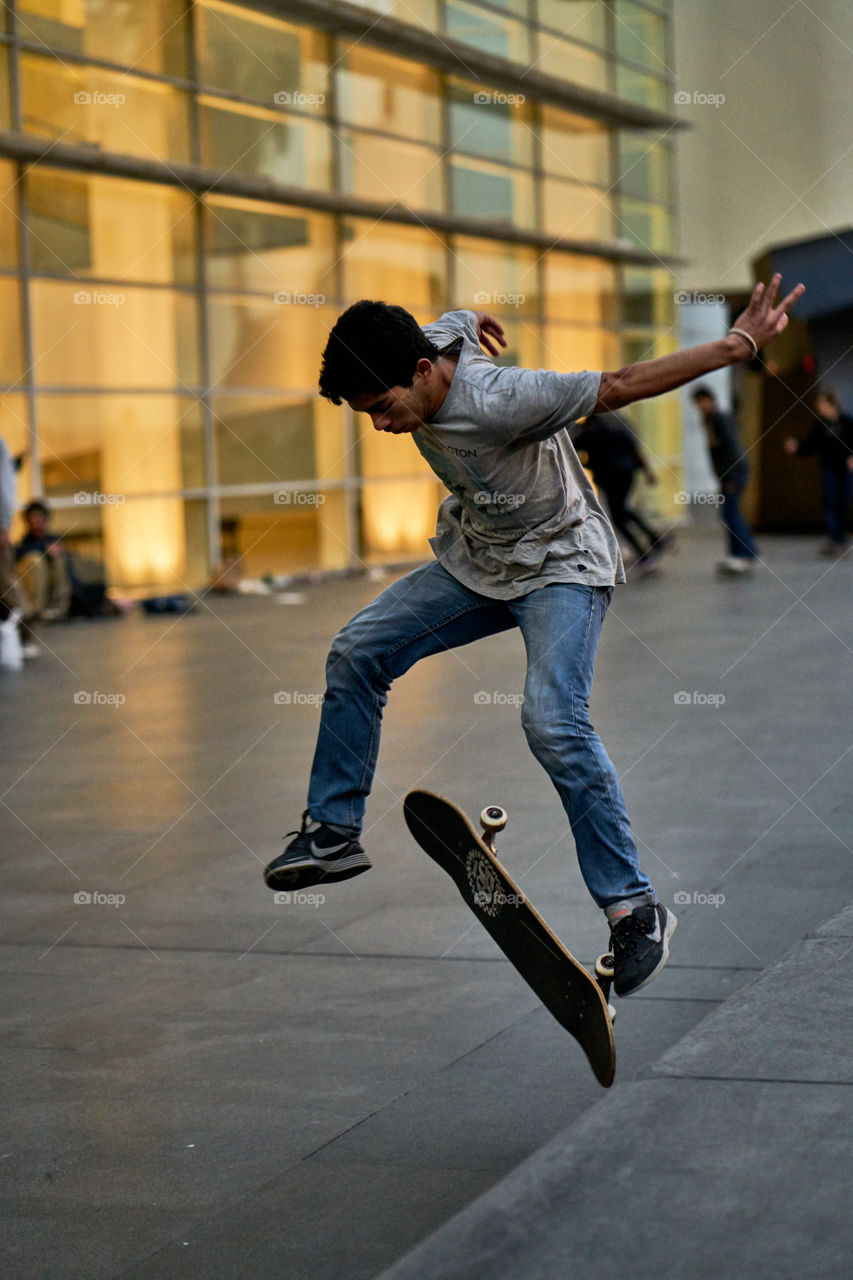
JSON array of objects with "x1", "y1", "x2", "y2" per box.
[{"x1": 1, "y1": 0, "x2": 679, "y2": 589}]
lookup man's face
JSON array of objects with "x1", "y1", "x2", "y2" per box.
[
  {"x1": 27, "y1": 508, "x2": 47, "y2": 536},
  {"x1": 816, "y1": 395, "x2": 838, "y2": 420},
  {"x1": 348, "y1": 360, "x2": 434, "y2": 435},
  {"x1": 694, "y1": 395, "x2": 715, "y2": 418}
]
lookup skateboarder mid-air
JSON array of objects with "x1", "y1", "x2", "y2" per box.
[{"x1": 264, "y1": 275, "x2": 804, "y2": 997}]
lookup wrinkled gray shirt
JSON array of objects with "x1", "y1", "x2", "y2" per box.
[{"x1": 415, "y1": 310, "x2": 625, "y2": 599}]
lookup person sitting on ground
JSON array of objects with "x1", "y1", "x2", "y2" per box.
[
  {"x1": 784, "y1": 388, "x2": 853, "y2": 557},
  {"x1": 15, "y1": 500, "x2": 71, "y2": 623}
]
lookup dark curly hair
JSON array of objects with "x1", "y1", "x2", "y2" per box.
[{"x1": 318, "y1": 300, "x2": 438, "y2": 405}]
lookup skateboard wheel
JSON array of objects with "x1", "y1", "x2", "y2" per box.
[
  {"x1": 479, "y1": 805, "x2": 507, "y2": 832},
  {"x1": 594, "y1": 954, "x2": 615, "y2": 980},
  {"x1": 608, "y1": 1004, "x2": 616, "y2": 1022}
]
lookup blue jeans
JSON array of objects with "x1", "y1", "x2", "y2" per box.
[
  {"x1": 307, "y1": 561, "x2": 653, "y2": 908},
  {"x1": 820, "y1": 467, "x2": 852, "y2": 544},
  {"x1": 721, "y1": 479, "x2": 758, "y2": 559}
]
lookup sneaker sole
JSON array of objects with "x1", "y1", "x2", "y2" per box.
[
  {"x1": 264, "y1": 854, "x2": 371, "y2": 891},
  {"x1": 616, "y1": 909, "x2": 677, "y2": 997}
]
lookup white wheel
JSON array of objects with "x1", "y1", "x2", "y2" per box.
[
  {"x1": 608, "y1": 1003, "x2": 616, "y2": 1022},
  {"x1": 595, "y1": 954, "x2": 615, "y2": 980},
  {"x1": 479, "y1": 805, "x2": 507, "y2": 833}
]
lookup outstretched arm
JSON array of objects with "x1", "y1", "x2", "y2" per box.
[{"x1": 592, "y1": 274, "x2": 805, "y2": 413}]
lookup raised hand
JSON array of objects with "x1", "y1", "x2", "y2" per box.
[
  {"x1": 730, "y1": 273, "x2": 805, "y2": 354},
  {"x1": 475, "y1": 312, "x2": 508, "y2": 357}
]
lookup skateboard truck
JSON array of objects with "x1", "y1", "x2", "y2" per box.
[
  {"x1": 479, "y1": 804, "x2": 508, "y2": 852},
  {"x1": 480, "y1": 804, "x2": 617, "y2": 1026},
  {"x1": 595, "y1": 954, "x2": 617, "y2": 1023}
]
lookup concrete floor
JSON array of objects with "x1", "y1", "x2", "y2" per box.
[{"x1": 2, "y1": 527, "x2": 851, "y2": 1279}]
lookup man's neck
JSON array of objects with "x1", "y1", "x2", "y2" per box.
[{"x1": 427, "y1": 353, "x2": 459, "y2": 418}]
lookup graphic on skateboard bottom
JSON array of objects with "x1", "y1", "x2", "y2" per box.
[{"x1": 404, "y1": 789, "x2": 616, "y2": 1088}]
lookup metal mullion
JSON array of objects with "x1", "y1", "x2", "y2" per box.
[{"x1": 16, "y1": 163, "x2": 40, "y2": 496}]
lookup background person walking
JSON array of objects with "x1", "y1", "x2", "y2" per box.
[{"x1": 784, "y1": 388, "x2": 853, "y2": 556}]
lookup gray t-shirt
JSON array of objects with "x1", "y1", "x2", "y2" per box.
[{"x1": 414, "y1": 310, "x2": 625, "y2": 599}]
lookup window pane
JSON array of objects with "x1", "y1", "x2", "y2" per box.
[
  {"x1": 218, "y1": 489, "x2": 351, "y2": 576},
  {"x1": 618, "y1": 197, "x2": 672, "y2": 254},
  {"x1": 197, "y1": 1, "x2": 327, "y2": 104},
  {"x1": 0, "y1": 280, "x2": 24, "y2": 382},
  {"x1": 544, "y1": 254, "x2": 618, "y2": 326},
  {"x1": 617, "y1": 131, "x2": 672, "y2": 204},
  {"x1": 449, "y1": 158, "x2": 535, "y2": 228},
  {"x1": 614, "y1": 1, "x2": 668, "y2": 72},
  {"x1": 336, "y1": 47, "x2": 441, "y2": 145},
  {"x1": 204, "y1": 198, "x2": 335, "y2": 300},
  {"x1": 26, "y1": 170, "x2": 196, "y2": 284},
  {"x1": 30, "y1": 283, "x2": 199, "y2": 387},
  {"x1": 341, "y1": 220, "x2": 447, "y2": 312},
  {"x1": 537, "y1": 0, "x2": 607, "y2": 47},
  {"x1": 451, "y1": 237, "x2": 540, "y2": 321},
  {"x1": 0, "y1": 160, "x2": 19, "y2": 267},
  {"x1": 37, "y1": 394, "x2": 204, "y2": 585},
  {"x1": 340, "y1": 132, "x2": 444, "y2": 213},
  {"x1": 448, "y1": 80, "x2": 533, "y2": 167},
  {"x1": 622, "y1": 268, "x2": 677, "y2": 328},
  {"x1": 536, "y1": 34, "x2": 607, "y2": 91},
  {"x1": 351, "y1": 0, "x2": 438, "y2": 30},
  {"x1": 17, "y1": 0, "x2": 190, "y2": 76},
  {"x1": 199, "y1": 99, "x2": 331, "y2": 189},
  {"x1": 539, "y1": 107, "x2": 610, "y2": 186},
  {"x1": 615, "y1": 64, "x2": 668, "y2": 111},
  {"x1": 542, "y1": 179, "x2": 613, "y2": 243},
  {"x1": 207, "y1": 296, "x2": 336, "y2": 391},
  {"x1": 445, "y1": 2, "x2": 531, "y2": 62},
  {"x1": 21, "y1": 55, "x2": 192, "y2": 165},
  {"x1": 0, "y1": 45, "x2": 11, "y2": 128},
  {"x1": 543, "y1": 323, "x2": 619, "y2": 375}
]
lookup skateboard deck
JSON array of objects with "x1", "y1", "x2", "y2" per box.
[{"x1": 404, "y1": 789, "x2": 615, "y2": 1088}]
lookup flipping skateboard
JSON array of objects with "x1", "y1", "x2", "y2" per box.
[{"x1": 404, "y1": 789, "x2": 616, "y2": 1088}]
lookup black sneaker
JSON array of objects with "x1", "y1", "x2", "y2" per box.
[
  {"x1": 609, "y1": 903, "x2": 676, "y2": 996},
  {"x1": 264, "y1": 810, "x2": 371, "y2": 891}
]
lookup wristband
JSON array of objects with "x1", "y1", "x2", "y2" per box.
[{"x1": 728, "y1": 327, "x2": 758, "y2": 358}]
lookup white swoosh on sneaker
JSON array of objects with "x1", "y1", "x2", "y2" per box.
[
  {"x1": 310, "y1": 839, "x2": 350, "y2": 859},
  {"x1": 647, "y1": 915, "x2": 663, "y2": 943}
]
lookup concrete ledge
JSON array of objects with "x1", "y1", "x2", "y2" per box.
[{"x1": 377, "y1": 904, "x2": 853, "y2": 1280}]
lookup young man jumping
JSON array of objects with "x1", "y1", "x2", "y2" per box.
[{"x1": 263, "y1": 274, "x2": 803, "y2": 997}]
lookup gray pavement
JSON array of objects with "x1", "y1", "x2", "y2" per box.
[{"x1": 1, "y1": 526, "x2": 851, "y2": 1279}]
